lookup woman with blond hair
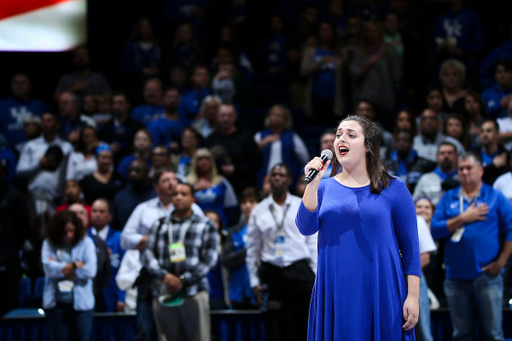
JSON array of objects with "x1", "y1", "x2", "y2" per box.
[
  {"x1": 439, "y1": 59, "x2": 468, "y2": 115},
  {"x1": 254, "y1": 104, "x2": 310, "y2": 188},
  {"x1": 188, "y1": 148, "x2": 238, "y2": 227}
]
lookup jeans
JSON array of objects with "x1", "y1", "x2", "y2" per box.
[
  {"x1": 416, "y1": 273, "x2": 433, "y2": 341},
  {"x1": 444, "y1": 272, "x2": 504, "y2": 341},
  {"x1": 45, "y1": 302, "x2": 93, "y2": 341}
]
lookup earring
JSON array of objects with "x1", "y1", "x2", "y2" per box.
[{"x1": 366, "y1": 148, "x2": 369, "y2": 152}]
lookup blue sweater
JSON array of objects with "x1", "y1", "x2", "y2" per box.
[
  {"x1": 431, "y1": 184, "x2": 512, "y2": 280},
  {"x1": 0, "y1": 97, "x2": 48, "y2": 147},
  {"x1": 481, "y1": 83, "x2": 512, "y2": 118}
]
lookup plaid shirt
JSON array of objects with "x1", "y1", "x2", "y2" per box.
[{"x1": 142, "y1": 212, "x2": 219, "y2": 297}]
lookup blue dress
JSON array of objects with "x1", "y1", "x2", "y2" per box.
[{"x1": 295, "y1": 177, "x2": 421, "y2": 341}]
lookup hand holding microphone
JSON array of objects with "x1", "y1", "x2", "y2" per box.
[{"x1": 304, "y1": 149, "x2": 333, "y2": 185}]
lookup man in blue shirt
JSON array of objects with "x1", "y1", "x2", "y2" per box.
[
  {"x1": 480, "y1": 25, "x2": 512, "y2": 89},
  {"x1": 90, "y1": 198, "x2": 126, "y2": 313},
  {"x1": 481, "y1": 60, "x2": 512, "y2": 118},
  {"x1": 147, "y1": 88, "x2": 184, "y2": 152},
  {"x1": 431, "y1": 151, "x2": 512, "y2": 341},
  {"x1": 130, "y1": 79, "x2": 164, "y2": 126},
  {"x1": 0, "y1": 74, "x2": 48, "y2": 148},
  {"x1": 434, "y1": 0, "x2": 484, "y2": 73},
  {"x1": 178, "y1": 65, "x2": 212, "y2": 126}
]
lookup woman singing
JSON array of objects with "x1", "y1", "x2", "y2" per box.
[{"x1": 296, "y1": 115, "x2": 420, "y2": 340}]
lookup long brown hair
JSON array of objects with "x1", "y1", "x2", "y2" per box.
[
  {"x1": 330, "y1": 115, "x2": 392, "y2": 194},
  {"x1": 44, "y1": 211, "x2": 86, "y2": 247}
]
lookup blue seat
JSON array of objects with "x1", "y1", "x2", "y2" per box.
[
  {"x1": 33, "y1": 277, "x2": 45, "y2": 297},
  {"x1": 4, "y1": 308, "x2": 44, "y2": 317},
  {"x1": 18, "y1": 277, "x2": 31, "y2": 307}
]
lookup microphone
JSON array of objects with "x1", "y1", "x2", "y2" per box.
[{"x1": 304, "y1": 149, "x2": 333, "y2": 184}]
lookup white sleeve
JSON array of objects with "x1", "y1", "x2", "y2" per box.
[
  {"x1": 222, "y1": 177, "x2": 239, "y2": 208},
  {"x1": 120, "y1": 204, "x2": 145, "y2": 250},
  {"x1": 66, "y1": 153, "x2": 76, "y2": 181},
  {"x1": 293, "y1": 133, "x2": 310, "y2": 165},
  {"x1": 246, "y1": 209, "x2": 263, "y2": 288},
  {"x1": 16, "y1": 143, "x2": 41, "y2": 178},
  {"x1": 254, "y1": 131, "x2": 262, "y2": 144},
  {"x1": 115, "y1": 250, "x2": 142, "y2": 291},
  {"x1": 417, "y1": 216, "x2": 437, "y2": 254}
]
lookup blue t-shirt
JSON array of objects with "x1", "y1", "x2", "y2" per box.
[
  {"x1": 229, "y1": 224, "x2": 254, "y2": 303},
  {"x1": 0, "y1": 97, "x2": 48, "y2": 147},
  {"x1": 311, "y1": 48, "x2": 336, "y2": 99},
  {"x1": 147, "y1": 116, "x2": 184, "y2": 148},
  {"x1": 194, "y1": 178, "x2": 238, "y2": 228},
  {"x1": 130, "y1": 104, "x2": 163, "y2": 126},
  {"x1": 431, "y1": 184, "x2": 512, "y2": 280},
  {"x1": 177, "y1": 156, "x2": 192, "y2": 176},
  {"x1": 178, "y1": 88, "x2": 212, "y2": 126},
  {"x1": 481, "y1": 83, "x2": 512, "y2": 118}
]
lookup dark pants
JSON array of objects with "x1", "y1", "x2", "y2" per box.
[
  {"x1": 45, "y1": 302, "x2": 93, "y2": 341},
  {"x1": 259, "y1": 260, "x2": 315, "y2": 341},
  {"x1": 135, "y1": 279, "x2": 157, "y2": 341},
  {"x1": 0, "y1": 263, "x2": 20, "y2": 315}
]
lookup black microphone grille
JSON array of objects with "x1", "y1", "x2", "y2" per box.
[{"x1": 320, "y1": 149, "x2": 333, "y2": 160}]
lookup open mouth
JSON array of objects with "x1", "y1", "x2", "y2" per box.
[{"x1": 339, "y1": 146, "x2": 349, "y2": 156}]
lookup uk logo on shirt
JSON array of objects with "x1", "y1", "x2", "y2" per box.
[
  {"x1": 443, "y1": 19, "x2": 463, "y2": 37},
  {"x1": 8, "y1": 106, "x2": 31, "y2": 131}
]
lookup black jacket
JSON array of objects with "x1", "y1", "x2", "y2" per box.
[{"x1": 385, "y1": 154, "x2": 436, "y2": 194}]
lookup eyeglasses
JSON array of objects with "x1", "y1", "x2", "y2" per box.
[{"x1": 151, "y1": 153, "x2": 168, "y2": 157}]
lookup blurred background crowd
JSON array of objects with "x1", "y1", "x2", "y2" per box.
[{"x1": 2, "y1": 0, "x2": 512, "y2": 339}]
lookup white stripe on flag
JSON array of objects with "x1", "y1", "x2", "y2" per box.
[{"x1": 0, "y1": 0, "x2": 86, "y2": 52}]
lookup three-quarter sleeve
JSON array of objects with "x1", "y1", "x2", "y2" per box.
[
  {"x1": 392, "y1": 180, "x2": 421, "y2": 277},
  {"x1": 295, "y1": 182, "x2": 323, "y2": 236}
]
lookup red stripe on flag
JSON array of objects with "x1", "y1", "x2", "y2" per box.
[{"x1": 0, "y1": 0, "x2": 70, "y2": 21}]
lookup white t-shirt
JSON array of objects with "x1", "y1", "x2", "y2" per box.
[
  {"x1": 497, "y1": 116, "x2": 512, "y2": 151},
  {"x1": 493, "y1": 172, "x2": 512, "y2": 202},
  {"x1": 417, "y1": 216, "x2": 436, "y2": 254}
]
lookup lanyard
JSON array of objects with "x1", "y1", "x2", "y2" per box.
[
  {"x1": 459, "y1": 191, "x2": 480, "y2": 216},
  {"x1": 167, "y1": 216, "x2": 193, "y2": 245},
  {"x1": 269, "y1": 203, "x2": 290, "y2": 235}
]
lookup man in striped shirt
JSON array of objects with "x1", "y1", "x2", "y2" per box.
[{"x1": 142, "y1": 182, "x2": 219, "y2": 341}]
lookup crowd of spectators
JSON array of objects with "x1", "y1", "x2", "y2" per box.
[{"x1": 2, "y1": 0, "x2": 512, "y2": 340}]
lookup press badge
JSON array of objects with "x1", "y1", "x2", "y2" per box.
[
  {"x1": 274, "y1": 236, "x2": 286, "y2": 260},
  {"x1": 58, "y1": 280, "x2": 74, "y2": 293},
  {"x1": 169, "y1": 243, "x2": 186, "y2": 263},
  {"x1": 451, "y1": 227, "x2": 465, "y2": 243}
]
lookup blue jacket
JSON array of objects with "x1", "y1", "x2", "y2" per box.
[
  {"x1": 481, "y1": 83, "x2": 512, "y2": 118},
  {"x1": 178, "y1": 88, "x2": 212, "y2": 126},
  {"x1": 0, "y1": 97, "x2": 48, "y2": 147},
  {"x1": 480, "y1": 39, "x2": 512, "y2": 89},
  {"x1": 431, "y1": 184, "x2": 512, "y2": 280},
  {"x1": 42, "y1": 237, "x2": 97, "y2": 311},
  {"x1": 88, "y1": 228, "x2": 126, "y2": 312}
]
